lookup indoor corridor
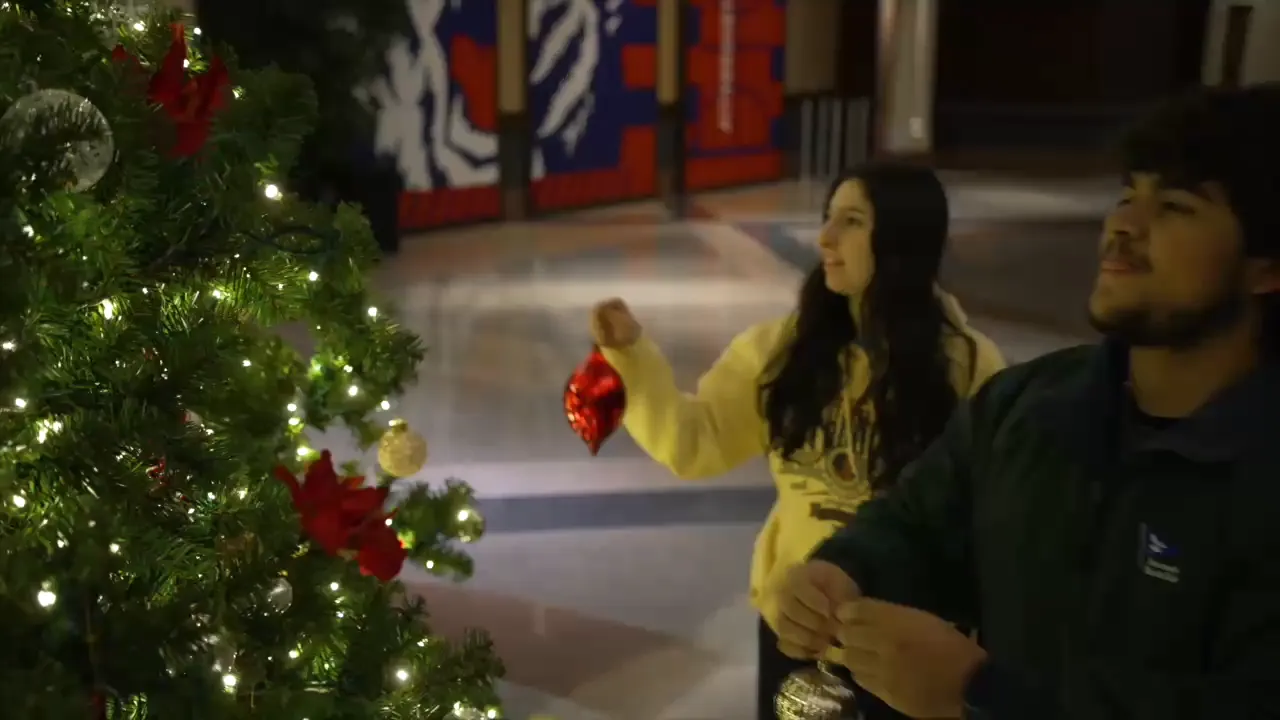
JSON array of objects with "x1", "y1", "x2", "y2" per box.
[{"x1": 313, "y1": 175, "x2": 1112, "y2": 719}]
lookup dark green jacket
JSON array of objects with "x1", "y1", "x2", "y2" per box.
[{"x1": 813, "y1": 343, "x2": 1280, "y2": 719}]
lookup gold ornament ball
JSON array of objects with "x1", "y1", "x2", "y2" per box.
[
  {"x1": 774, "y1": 663, "x2": 858, "y2": 720},
  {"x1": 378, "y1": 421, "x2": 428, "y2": 477}
]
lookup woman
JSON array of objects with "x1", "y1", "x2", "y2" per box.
[{"x1": 590, "y1": 163, "x2": 1006, "y2": 719}]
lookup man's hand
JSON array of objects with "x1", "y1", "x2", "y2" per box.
[
  {"x1": 835, "y1": 599, "x2": 987, "y2": 719},
  {"x1": 772, "y1": 560, "x2": 862, "y2": 659}
]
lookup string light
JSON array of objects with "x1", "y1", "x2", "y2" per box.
[
  {"x1": 347, "y1": 385, "x2": 359, "y2": 397},
  {"x1": 132, "y1": 21, "x2": 144, "y2": 31},
  {"x1": 287, "y1": 403, "x2": 297, "y2": 412},
  {"x1": 221, "y1": 673, "x2": 237, "y2": 690},
  {"x1": 1, "y1": 341, "x2": 14, "y2": 350},
  {"x1": 367, "y1": 306, "x2": 378, "y2": 318},
  {"x1": 12, "y1": 494, "x2": 26, "y2": 508},
  {"x1": 394, "y1": 667, "x2": 410, "y2": 683},
  {"x1": 307, "y1": 271, "x2": 319, "y2": 282},
  {"x1": 37, "y1": 587, "x2": 56, "y2": 607},
  {"x1": 100, "y1": 299, "x2": 115, "y2": 320},
  {"x1": 380, "y1": 400, "x2": 391, "y2": 410},
  {"x1": 13, "y1": 397, "x2": 27, "y2": 409},
  {"x1": 109, "y1": 543, "x2": 120, "y2": 554},
  {"x1": 263, "y1": 184, "x2": 281, "y2": 200},
  {"x1": 296, "y1": 446, "x2": 312, "y2": 457}
]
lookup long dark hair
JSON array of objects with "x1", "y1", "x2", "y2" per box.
[{"x1": 760, "y1": 162, "x2": 968, "y2": 491}]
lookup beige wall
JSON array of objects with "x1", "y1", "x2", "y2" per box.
[
  {"x1": 784, "y1": 0, "x2": 840, "y2": 94},
  {"x1": 1203, "y1": 0, "x2": 1280, "y2": 85}
]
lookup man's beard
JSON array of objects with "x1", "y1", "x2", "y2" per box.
[{"x1": 1088, "y1": 290, "x2": 1247, "y2": 349}]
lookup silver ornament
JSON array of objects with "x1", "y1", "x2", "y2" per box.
[
  {"x1": 266, "y1": 577, "x2": 293, "y2": 612},
  {"x1": 775, "y1": 662, "x2": 859, "y2": 720},
  {"x1": 1, "y1": 89, "x2": 114, "y2": 191},
  {"x1": 206, "y1": 634, "x2": 237, "y2": 672},
  {"x1": 446, "y1": 705, "x2": 486, "y2": 720}
]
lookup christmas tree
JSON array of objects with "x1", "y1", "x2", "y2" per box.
[{"x1": 0, "y1": 1, "x2": 502, "y2": 717}]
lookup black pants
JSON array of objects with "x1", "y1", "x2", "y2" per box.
[{"x1": 757, "y1": 618, "x2": 904, "y2": 720}]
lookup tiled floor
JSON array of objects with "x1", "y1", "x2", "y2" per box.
[{"x1": 314, "y1": 177, "x2": 1111, "y2": 719}]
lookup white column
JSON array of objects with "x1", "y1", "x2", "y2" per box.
[
  {"x1": 876, "y1": 0, "x2": 938, "y2": 156},
  {"x1": 1202, "y1": 0, "x2": 1280, "y2": 86}
]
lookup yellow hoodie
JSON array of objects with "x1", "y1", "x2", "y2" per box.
[{"x1": 599, "y1": 293, "x2": 1006, "y2": 628}]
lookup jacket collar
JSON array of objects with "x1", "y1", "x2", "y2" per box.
[{"x1": 1035, "y1": 340, "x2": 1280, "y2": 464}]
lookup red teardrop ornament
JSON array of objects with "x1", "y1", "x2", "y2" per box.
[{"x1": 563, "y1": 346, "x2": 626, "y2": 455}]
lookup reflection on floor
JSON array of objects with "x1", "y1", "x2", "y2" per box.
[{"x1": 325, "y1": 177, "x2": 1108, "y2": 719}]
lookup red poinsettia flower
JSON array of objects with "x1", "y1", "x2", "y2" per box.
[
  {"x1": 355, "y1": 524, "x2": 409, "y2": 582},
  {"x1": 275, "y1": 451, "x2": 407, "y2": 581},
  {"x1": 113, "y1": 23, "x2": 229, "y2": 157}
]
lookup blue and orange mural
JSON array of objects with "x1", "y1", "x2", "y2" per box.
[
  {"x1": 372, "y1": 0, "x2": 502, "y2": 231},
  {"x1": 684, "y1": 0, "x2": 786, "y2": 191},
  {"x1": 528, "y1": 0, "x2": 659, "y2": 213}
]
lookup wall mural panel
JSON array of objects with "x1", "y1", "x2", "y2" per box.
[
  {"x1": 373, "y1": 0, "x2": 502, "y2": 231},
  {"x1": 684, "y1": 0, "x2": 786, "y2": 191},
  {"x1": 528, "y1": 0, "x2": 659, "y2": 213}
]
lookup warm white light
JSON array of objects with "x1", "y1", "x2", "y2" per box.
[
  {"x1": 288, "y1": 649, "x2": 300, "y2": 659},
  {"x1": 297, "y1": 446, "x2": 312, "y2": 457},
  {"x1": 394, "y1": 668, "x2": 410, "y2": 682},
  {"x1": 132, "y1": 21, "x2": 145, "y2": 31},
  {"x1": 221, "y1": 673, "x2": 237, "y2": 689},
  {"x1": 183, "y1": 59, "x2": 189, "y2": 68},
  {"x1": 241, "y1": 359, "x2": 251, "y2": 367},
  {"x1": 288, "y1": 417, "x2": 300, "y2": 426},
  {"x1": 100, "y1": 299, "x2": 115, "y2": 320},
  {"x1": 14, "y1": 398, "x2": 26, "y2": 409},
  {"x1": 237, "y1": 488, "x2": 247, "y2": 499},
  {"x1": 287, "y1": 403, "x2": 298, "y2": 412},
  {"x1": 335, "y1": 611, "x2": 344, "y2": 618},
  {"x1": 193, "y1": 27, "x2": 202, "y2": 35},
  {"x1": 367, "y1": 307, "x2": 378, "y2": 318},
  {"x1": 457, "y1": 509, "x2": 471, "y2": 522},
  {"x1": 2, "y1": 341, "x2": 13, "y2": 351},
  {"x1": 380, "y1": 400, "x2": 391, "y2": 410},
  {"x1": 37, "y1": 589, "x2": 56, "y2": 607},
  {"x1": 329, "y1": 582, "x2": 340, "y2": 591},
  {"x1": 211, "y1": 289, "x2": 223, "y2": 299},
  {"x1": 233, "y1": 87, "x2": 243, "y2": 99},
  {"x1": 207, "y1": 492, "x2": 216, "y2": 500},
  {"x1": 263, "y1": 184, "x2": 281, "y2": 200},
  {"x1": 486, "y1": 710, "x2": 498, "y2": 719},
  {"x1": 22, "y1": 225, "x2": 33, "y2": 237},
  {"x1": 343, "y1": 365, "x2": 353, "y2": 373},
  {"x1": 307, "y1": 271, "x2": 319, "y2": 282},
  {"x1": 347, "y1": 386, "x2": 359, "y2": 397},
  {"x1": 109, "y1": 543, "x2": 120, "y2": 554},
  {"x1": 12, "y1": 495, "x2": 25, "y2": 508}
]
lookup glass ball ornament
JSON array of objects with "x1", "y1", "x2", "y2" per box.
[
  {"x1": 1, "y1": 89, "x2": 114, "y2": 191},
  {"x1": 377, "y1": 420, "x2": 428, "y2": 478},
  {"x1": 265, "y1": 576, "x2": 293, "y2": 613},
  {"x1": 775, "y1": 662, "x2": 858, "y2": 720}
]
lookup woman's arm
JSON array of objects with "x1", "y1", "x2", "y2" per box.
[{"x1": 599, "y1": 321, "x2": 785, "y2": 479}]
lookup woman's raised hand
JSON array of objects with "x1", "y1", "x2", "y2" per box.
[{"x1": 590, "y1": 298, "x2": 641, "y2": 349}]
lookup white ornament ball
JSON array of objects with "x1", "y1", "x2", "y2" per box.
[
  {"x1": 1, "y1": 89, "x2": 114, "y2": 191},
  {"x1": 377, "y1": 421, "x2": 428, "y2": 478}
]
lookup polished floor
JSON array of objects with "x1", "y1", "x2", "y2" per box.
[{"x1": 316, "y1": 176, "x2": 1109, "y2": 719}]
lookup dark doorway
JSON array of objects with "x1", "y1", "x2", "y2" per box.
[{"x1": 1220, "y1": 5, "x2": 1254, "y2": 88}]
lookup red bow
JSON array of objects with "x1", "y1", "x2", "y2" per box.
[
  {"x1": 274, "y1": 451, "x2": 407, "y2": 582},
  {"x1": 113, "y1": 23, "x2": 229, "y2": 157}
]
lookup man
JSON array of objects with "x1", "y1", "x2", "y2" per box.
[{"x1": 769, "y1": 83, "x2": 1280, "y2": 719}]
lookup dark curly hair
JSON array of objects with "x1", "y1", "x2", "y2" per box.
[
  {"x1": 1120, "y1": 82, "x2": 1280, "y2": 357},
  {"x1": 759, "y1": 162, "x2": 971, "y2": 491}
]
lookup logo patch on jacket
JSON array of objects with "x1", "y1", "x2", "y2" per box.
[{"x1": 1138, "y1": 523, "x2": 1180, "y2": 584}]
